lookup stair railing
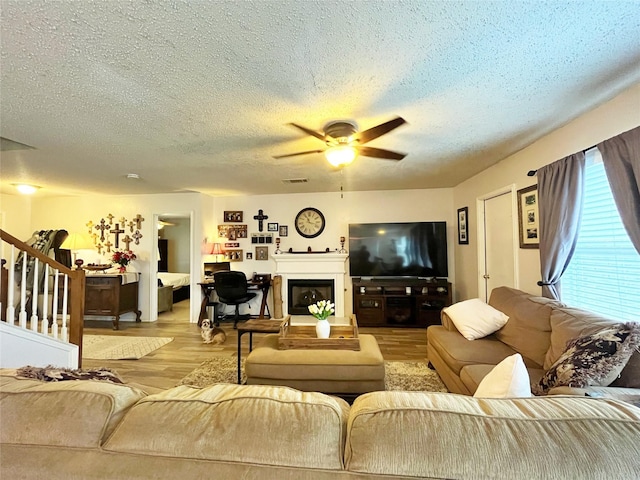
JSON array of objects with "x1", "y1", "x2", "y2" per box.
[{"x1": 0, "y1": 229, "x2": 85, "y2": 364}]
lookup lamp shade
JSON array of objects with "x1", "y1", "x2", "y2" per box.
[
  {"x1": 60, "y1": 232, "x2": 93, "y2": 251},
  {"x1": 211, "y1": 243, "x2": 222, "y2": 255}
]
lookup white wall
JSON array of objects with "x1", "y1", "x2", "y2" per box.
[
  {"x1": 211, "y1": 188, "x2": 454, "y2": 313},
  {"x1": 0, "y1": 193, "x2": 32, "y2": 240},
  {"x1": 26, "y1": 192, "x2": 205, "y2": 323},
  {"x1": 453, "y1": 82, "x2": 640, "y2": 301}
]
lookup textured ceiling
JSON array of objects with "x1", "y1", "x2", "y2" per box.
[{"x1": 1, "y1": 0, "x2": 639, "y2": 197}]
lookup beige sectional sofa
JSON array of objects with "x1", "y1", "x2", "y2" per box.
[
  {"x1": 427, "y1": 286, "x2": 640, "y2": 399},
  {"x1": 2, "y1": 373, "x2": 640, "y2": 479}
]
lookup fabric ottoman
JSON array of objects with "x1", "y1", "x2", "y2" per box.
[{"x1": 245, "y1": 334, "x2": 385, "y2": 394}]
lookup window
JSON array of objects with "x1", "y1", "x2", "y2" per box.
[{"x1": 562, "y1": 148, "x2": 640, "y2": 321}]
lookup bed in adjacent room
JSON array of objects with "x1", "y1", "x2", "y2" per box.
[{"x1": 158, "y1": 272, "x2": 190, "y2": 304}]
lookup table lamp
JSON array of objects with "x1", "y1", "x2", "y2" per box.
[
  {"x1": 211, "y1": 243, "x2": 222, "y2": 262},
  {"x1": 60, "y1": 232, "x2": 94, "y2": 269}
]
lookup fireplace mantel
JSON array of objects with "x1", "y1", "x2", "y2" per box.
[{"x1": 273, "y1": 253, "x2": 348, "y2": 317}]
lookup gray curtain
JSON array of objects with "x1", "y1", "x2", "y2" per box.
[
  {"x1": 537, "y1": 152, "x2": 585, "y2": 299},
  {"x1": 597, "y1": 126, "x2": 640, "y2": 254}
]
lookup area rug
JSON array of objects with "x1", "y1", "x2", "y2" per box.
[
  {"x1": 83, "y1": 335, "x2": 174, "y2": 360},
  {"x1": 178, "y1": 357, "x2": 448, "y2": 392}
]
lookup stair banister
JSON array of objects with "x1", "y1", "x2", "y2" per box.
[{"x1": 0, "y1": 229, "x2": 85, "y2": 365}]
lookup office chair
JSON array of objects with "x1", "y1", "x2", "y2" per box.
[{"x1": 213, "y1": 271, "x2": 257, "y2": 328}]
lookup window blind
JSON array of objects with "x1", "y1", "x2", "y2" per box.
[{"x1": 561, "y1": 149, "x2": 640, "y2": 321}]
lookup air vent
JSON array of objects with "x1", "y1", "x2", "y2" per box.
[{"x1": 282, "y1": 178, "x2": 309, "y2": 184}]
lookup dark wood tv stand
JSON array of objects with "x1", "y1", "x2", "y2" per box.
[{"x1": 352, "y1": 278, "x2": 452, "y2": 328}]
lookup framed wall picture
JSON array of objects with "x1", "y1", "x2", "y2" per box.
[
  {"x1": 217, "y1": 224, "x2": 247, "y2": 239},
  {"x1": 246, "y1": 252, "x2": 253, "y2": 260},
  {"x1": 267, "y1": 222, "x2": 279, "y2": 232},
  {"x1": 279, "y1": 225, "x2": 288, "y2": 237},
  {"x1": 255, "y1": 246, "x2": 268, "y2": 260},
  {"x1": 518, "y1": 184, "x2": 540, "y2": 248},
  {"x1": 223, "y1": 249, "x2": 243, "y2": 262},
  {"x1": 457, "y1": 206, "x2": 469, "y2": 245},
  {"x1": 224, "y1": 211, "x2": 243, "y2": 222}
]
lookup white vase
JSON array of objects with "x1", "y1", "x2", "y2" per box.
[{"x1": 315, "y1": 319, "x2": 331, "y2": 339}]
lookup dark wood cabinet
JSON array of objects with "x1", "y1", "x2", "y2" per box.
[
  {"x1": 85, "y1": 275, "x2": 141, "y2": 330},
  {"x1": 353, "y1": 278, "x2": 452, "y2": 327}
]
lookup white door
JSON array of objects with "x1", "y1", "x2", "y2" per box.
[{"x1": 479, "y1": 190, "x2": 516, "y2": 301}]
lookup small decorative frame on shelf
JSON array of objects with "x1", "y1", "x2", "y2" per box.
[
  {"x1": 267, "y1": 222, "x2": 279, "y2": 232},
  {"x1": 251, "y1": 233, "x2": 273, "y2": 244},
  {"x1": 255, "y1": 246, "x2": 268, "y2": 260},
  {"x1": 457, "y1": 206, "x2": 469, "y2": 245},
  {"x1": 517, "y1": 184, "x2": 540, "y2": 249},
  {"x1": 224, "y1": 211, "x2": 243, "y2": 222},
  {"x1": 279, "y1": 225, "x2": 288, "y2": 237}
]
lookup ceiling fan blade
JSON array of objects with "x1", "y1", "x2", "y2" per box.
[
  {"x1": 356, "y1": 146, "x2": 406, "y2": 161},
  {"x1": 288, "y1": 123, "x2": 327, "y2": 142},
  {"x1": 354, "y1": 117, "x2": 407, "y2": 144},
  {"x1": 273, "y1": 149, "x2": 325, "y2": 159}
]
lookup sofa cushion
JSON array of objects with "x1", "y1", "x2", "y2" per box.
[
  {"x1": 534, "y1": 323, "x2": 640, "y2": 395},
  {"x1": 474, "y1": 354, "x2": 532, "y2": 398},
  {"x1": 490, "y1": 286, "x2": 560, "y2": 366},
  {"x1": 104, "y1": 383, "x2": 349, "y2": 470},
  {"x1": 0, "y1": 375, "x2": 146, "y2": 448},
  {"x1": 442, "y1": 298, "x2": 509, "y2": 340},
  {"x1": 427, "y1": 326, "x2": 523, "y2": 376},
  {"x1": 545, "y1": 306, "x2": 620, "y2": 369},
  {"x1": 345, "y1": 391, "x2": 640, "y2": 479},
  {"x1": 611, "y1": 350, "x2": 640, "y2": 388},
  {"x1": 461, "y1": 364, "x2": 544, "y2": 395}
]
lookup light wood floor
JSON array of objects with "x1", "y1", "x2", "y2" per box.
[{"x1": 82, "y1": 300, "x2": 429, "y2": 390}]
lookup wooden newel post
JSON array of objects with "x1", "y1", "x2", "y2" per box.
[{"x1": 68, "y1": 269, "x2": 86, "y2": 366}]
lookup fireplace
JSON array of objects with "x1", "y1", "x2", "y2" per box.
[
  {"x1": 273, "y1": 253, "x2": 348, "y2": 317},
  {"x1": 287, "y1": 279, "x2": 335, "y2": 315}
]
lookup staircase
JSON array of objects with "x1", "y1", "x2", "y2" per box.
[{"x1": 1, "y1": 229, "x2": 84, "y2": 369}]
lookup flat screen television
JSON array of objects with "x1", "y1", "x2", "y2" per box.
[{"x1": 348, "y1": 222, "x2": 448, "y2": 278}]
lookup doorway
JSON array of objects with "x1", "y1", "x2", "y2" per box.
[
  {"x1": 152, "y1": 212, "x2": 194, "y2": 321},
  {"x1": 476, "y1": 186, "x2": 518, "y2": 301}
]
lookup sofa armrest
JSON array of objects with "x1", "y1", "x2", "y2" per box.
[
  {"x1": 440, "y1": 310, "x2": 459, "y2": 331},
  {"x1": 548, "y1": 385, "x2": 640, "y2": 405}
]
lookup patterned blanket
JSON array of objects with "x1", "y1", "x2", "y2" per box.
[{"x1": 15, "y1": 365, "x2": 124, "y2": 383}]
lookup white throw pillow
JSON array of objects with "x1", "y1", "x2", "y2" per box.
[
  {"x1": 443, "y1": 298, "x2": 509, "y2": 340},
  {"x1": 474, "y1": 353, "x2": 532, "y2": 398}
]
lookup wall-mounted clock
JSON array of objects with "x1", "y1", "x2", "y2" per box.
[{"x1": 295, "y1": 207, "x2": 326, "y2": 238}]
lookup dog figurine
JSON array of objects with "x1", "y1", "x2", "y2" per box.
[{"x1": 200, "y1": 318, "x2": 227, "y2": 344}]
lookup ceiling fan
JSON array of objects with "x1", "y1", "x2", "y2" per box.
[{"x1": 273, "y1": 116, "x2": 407, "y2": 167}]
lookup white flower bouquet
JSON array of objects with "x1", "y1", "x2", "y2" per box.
[{"x1": 308, "y1": 299, "x2": 335, "y2": 321}]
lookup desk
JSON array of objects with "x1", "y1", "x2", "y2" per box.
[
  {"x1": 198, "y1": 278, "x2": 271, "y2": 323},
  {"x1": 236, "y1": 319, "x2": 282, "y2": 384}
]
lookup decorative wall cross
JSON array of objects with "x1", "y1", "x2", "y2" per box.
[
  {"x1": 134, "y1": 214, "x2": 145, "y2": 230},
  {"x1": 95, "y1": 218, "x2": 109, "y2": 242},
  {"x1": 110, "y1": 223, "x2": 125, "y2": 248},
  {"x1": 132, "y1": 230, "x2": 143, "y2": 245},
  {"x1": 86, "y1": 220, "x2": 94, "y2": 234},
  {"x1": 91, "y1": 233, "x2": 98, "y2": 244},
  {"x1": 128, "y1": 220, "x2": 135, "y2": 233},
  {"x1": 96, "y1": 244, "x2": 103, "y2": 254},
  {"x1": 104, "y1": 240, "x2": 113, "y2": 253},
  {"x1": 121, "y1": 235, "x2": 133, "y2": 251},
  {"x1": 253, "y1": 209, "x2": 269, "y2": 232},
  {"x1": 119, "y1": 216, "x2": 127, "y2": 225},
  {"x1": 106, "y1": 213, "x2": 115, "y2": 225}
]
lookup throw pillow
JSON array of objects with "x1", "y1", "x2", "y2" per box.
[
  {"x1": 533, "y1": 322, "x2": 640, "y2": 396},
  {"x1": 474, "y1": 354, "x2": 532, "y2": 398},
  {"x1": 443, "y1": 298, "x2": 509, "y2": 340}
]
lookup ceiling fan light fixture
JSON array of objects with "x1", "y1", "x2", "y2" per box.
[
  {"x1": 12, "y1": 183, "x2": 40, "y2": 194},
  {"x1": 325, "y1": 145, "x2": 357, "y2": 167}
]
